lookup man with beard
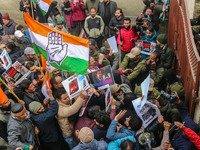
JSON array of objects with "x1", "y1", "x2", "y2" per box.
[
  {"x1": 84, "y1": 7, "x2": 104, "y2": 48},
  {"x1": 14, "y1": 30, "x2": 31, "y2": 53},
  {"x1": 20, "y1": 79, "x2": 45, "y2": 110},
  {"x1": 2, "y1": 13, "x2": 17, "y2": 36},
  {"x1": 109, "y1": 8, "x2": 124, "y2": 37},
  {"x1": 7, "y1": 103, "x2": 35, "y2": 150},
  {"x1": 98, "y1": 0, "x2": 117, "y2": 38},
  {"x1": 155, "y1": 34, "x2": 174, "y2": 69},
  {"x1": 54, "y1": 17, "x2": 69, "y2": 33},
  {"x1": 50, "y1": 75, "x2": 64, "y2": 98},
  {"x1": 117, "y1": 17, "x2": 139, "y2": 61},
  {"x1": 17, "y1": 47, "x2": 37, "y2": 66},
  {"x1": 29, "y1": 87, "x2": 70, "y2": 150}
]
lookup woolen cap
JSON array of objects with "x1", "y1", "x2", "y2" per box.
[
  {"x1": 11, "y1": 103, "x2": 24, "y2": 114},
  {"x1": 2, "y1": 13, "x2": 10, "y2": 20},
  {"x1": 14, "y1": 30, "x2": 24, "y2": 38},
  {"x1": 127, "y1": 47, "x2": 141, "y2": 58},
  {"x1": 79, "y1": 127, "x2": 94, "y2": 144},
  {"x1": 157, "y1": 34, "x2": 167, "y2": 44},
  {"x1": 110, "y1": 84, "x2": 120, "y2": 94},
  {"x1": 29, "y1": 101, "x2": 41, "y2": 114},
  {"x1": 24, "y1": 47, "x2": 35, "y2": 55},
  {"x1": 57, "y1": 17, "x2": 64, "y2": 25}
]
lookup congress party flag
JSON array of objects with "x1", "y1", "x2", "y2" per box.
[
  {"x1": 24, "y1": 13, "x2": 89, "y2": 75},
  {"x1": 31, "y1": 0, "x2": 52, "y2": 15},
  {"x1": 0, "y1": 87, "x2": 8, "y2": 105}
]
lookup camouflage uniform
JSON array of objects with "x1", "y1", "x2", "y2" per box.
[
  {"x1": 91, "y1": 47, "x2": 110, "y2": 67},
  {"x1": 119, "y1": 55, "x2": 148, "y2": 84}
]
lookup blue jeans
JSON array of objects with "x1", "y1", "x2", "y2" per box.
[{"x1": 62, "y1": 133, "x2": 74, "y2": 150}]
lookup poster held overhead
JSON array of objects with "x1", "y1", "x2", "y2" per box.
[
  {"x1": 62, "y1": 74, "x2": 90, "y2": 99},
  {"x1": 132, "y1": 97, "x2": 160, "y2": 128},
  {"x1": 107, "y1": 36, "x2": 118, "y2": 53},
  {"x1": 0, "y1": 48, "x2": 12, "y2": 70},
  {"x1": 88, "y1": 65, "x2": 115, "y2": 90}
]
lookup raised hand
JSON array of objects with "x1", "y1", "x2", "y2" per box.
[{"x1": 46, "y1": 31, "x2": 68, "y2": 66}]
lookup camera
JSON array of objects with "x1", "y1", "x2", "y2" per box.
[
  {"x1": 116, "y1": 25, "x2": 125, "y2": 29},
  {"x1": 160, "y1": 91, "x2": 177, "y2": 103},
  {"x1": 136, "y1": 22, "x2": 144, "y2": 26}
]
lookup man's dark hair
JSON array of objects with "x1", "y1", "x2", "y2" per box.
[
  {"x1": 147, "y1": 25, "x2": 154, "y2": 32},
  {"x1": 54, "y1": 11, "x2": 61, "y2": 17},
  {"x1": 25, "y1": 61, "x2": 34, "y2": 70},
  {"x1": 86, "y1": 105, "x2": 100, "y2": 119},
  {"x1": 124, "y1": 17, "x2": 131, "y2": 23},
  {"x1": 50, "y1": 75, "x2": 59, "y2": 86},
  {"x1": 16, "y1": 25, "x2": 24, "y2": 30},
  {"x1": 34, "y1": 71, "x2": 42, "y2": 80},
  {"x1": 129, "y1": 114, "x2": 142, "y2": 131},
  {"x1": 20, "y1": 79, "x2": 32, "y2": 91},
  {"x1": 94, "y1": 112, "x2": 111, "y2": 129},
  {"x1": 11, "y1": 103, "x2": 24, "y2": 113},
  {"x1": 90, "y1": 7, "x2": 96, "y2": 11},
  {"x1": 6, "y1": 42, "x2": 17, "y2": 51},
  {"x1": 115, "y1": 8, "x2": 123, "y2": 15},
  {"x1": 120, "y1": 139, "x2": 135, "y2": 150},
  {"x1": 152, "y1": 51, "x2": 161, "y2": 60},
  {"x1": 145, "y1": 7, "x2": 153, "y2": 12},
  {"x1": 55, "y1": 88, "x2": 66, "y2": 99}
]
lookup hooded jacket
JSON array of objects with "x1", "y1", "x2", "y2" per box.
[
  {"x1": 73, "y1": 139, "x2": 108, "y2": 150},
  {"x1": 141, "y1": 30, "x2": 157, "y2": 43},
  {"x1": 3, "y1": 19, "x2": 17, "y2": 35},
  {"x1": 117, "y1": 26, "x2": 139, "y2": 52}
]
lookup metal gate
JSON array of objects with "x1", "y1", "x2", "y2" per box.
[{"x1": 168, "y1": 0, "x2": 200, "y2": 117}]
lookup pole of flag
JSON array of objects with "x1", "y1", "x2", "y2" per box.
[
  {"x1": 30, "y1": 0, "x2": 34, "y2": 19},
  {"x1": 0, "y1": 78, "x2": 21, "y2": 103},
  {"x1": 36, "y1": 55, "x2": 48, "y2": 88}
]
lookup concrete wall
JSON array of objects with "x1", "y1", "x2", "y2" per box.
[{"x1": 0, "y1": 0, "x2": 144, "y2": 27}]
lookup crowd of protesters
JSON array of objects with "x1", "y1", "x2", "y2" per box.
[{"x1": 0, "y1": 0, "x2": 200, "y2": 150}]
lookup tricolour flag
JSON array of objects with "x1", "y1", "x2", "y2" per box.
[
  {"x1": 31, "y1": 0, "x2": 52, "y2": 16},
  {"x1": 0, "y1": 87, "x2": 8, "y2": 104},
  {"x1": 41, "y1": 71, "x2": 52, "y2": 101},
  {"x1": 24, "y1": 13, "x2": 89, "y2": 75}
]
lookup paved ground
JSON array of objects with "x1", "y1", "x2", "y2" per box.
[{"x1": 0, "y1": 0, "x2": 145, "y2": 27}]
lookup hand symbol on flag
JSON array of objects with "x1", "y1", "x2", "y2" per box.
[{"x1": 46, "y1": 31, "x2": 68, "y2": 66}]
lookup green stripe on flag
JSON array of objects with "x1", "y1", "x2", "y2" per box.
[
  {"x1": 32, "y1": 43, "x2": 89, "y2": 75},
  {"x1": 30, "y1": 0, "x2": 47, "y2": 15}
]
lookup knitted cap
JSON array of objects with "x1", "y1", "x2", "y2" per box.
[
  {"x1": 171, "y1": 84, "x2": 185, "y2": 98},
  {"x1": 157, "y1": 34, "x2": 167, "y2": 44},
  {"x1": 79, "y1": 127, "x2": 94, "y2": 144},
  {"x1": 57, "y1": 17, "x2": 64, "y2": 25},
  {"x1": 138, "y1": 132, "x2": 151, "y2": 146},
  {"x1": 2, "y1": 13, "x2": 10, "y2": 20},
  {"x1": 50, "y1": 65, "x2": 56, "y2": 73},
  {"x1": 29, "y1": 101, "x2": 41, "y2": 114}
]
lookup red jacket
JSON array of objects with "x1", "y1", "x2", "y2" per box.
[
  {"x1": 70, "y1": 0, "x2": 86, "y2": 21},
  {"x1": 183, "y1": 127, "x2": 200, "y2": 149},
  {"x1": 117, "y1": 26, "x2": 139, "y2": 52}
]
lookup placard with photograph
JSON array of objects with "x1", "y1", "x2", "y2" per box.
[
  {"x1": 88, "y1": 65, "x2": 115, "y2": 90},
  {"x1": 0, "y1": 48, "x2": 12, "y2": 70},
  {"x1": 62, "y1": 74, "x2": 90, "y2": 99}
]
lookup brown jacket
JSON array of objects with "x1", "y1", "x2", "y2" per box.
[{"x1": 57, "y1": 96, "x2": 84, "y2": 137}]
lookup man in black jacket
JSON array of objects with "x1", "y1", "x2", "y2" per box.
[
  {"x1": 98, "y1": 0, "x2": 117, "y2": 38},
  {"x1": 109, "y1": 8, "x2": 124, "y2": 37}
]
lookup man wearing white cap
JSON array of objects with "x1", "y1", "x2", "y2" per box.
[
  {"x1": 118, "y1": 47, "x2": 148, "y2": 89},
  {"x1": 17, "y1": 47, "x2": 37, "y2": 65},
  {"x1": 14, "y1": 30, "x2": 31, "y2": 52}
]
